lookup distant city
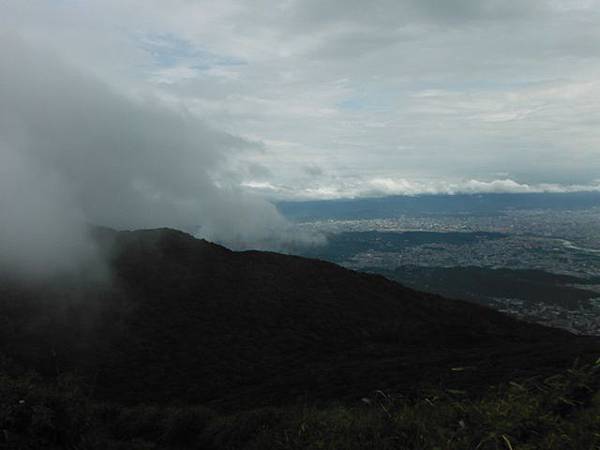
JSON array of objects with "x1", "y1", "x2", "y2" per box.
[{"x1": 282, "y1": 194, "x2": 600, "y2": 336}]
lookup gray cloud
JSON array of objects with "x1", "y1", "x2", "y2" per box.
[{"x1": 0, "y1": 33, "x2": 322, "y2": 275}]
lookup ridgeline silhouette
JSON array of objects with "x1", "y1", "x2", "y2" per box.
[{"x1": 0, "y1": 227, "x2": 597, "y2": 411}]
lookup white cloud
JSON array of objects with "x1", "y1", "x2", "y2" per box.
[{"x1": 243, "y1": 177, "x2": 600, "y2": 200}]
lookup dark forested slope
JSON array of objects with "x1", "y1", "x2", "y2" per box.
[{"x1": 0, "y1": 228, "x2": 597, "y2": 410}]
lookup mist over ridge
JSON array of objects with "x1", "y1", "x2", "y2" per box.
[{"x1": 0, "y1": 33, "x2": 323, "y2": 276}]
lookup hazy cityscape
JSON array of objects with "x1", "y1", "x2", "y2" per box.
[
  {"x1": 297, "y1": 207, "x2": 600, "y2": 335},
  {"x1": 493, "y1": 297, "x2": 600, "y2": 337}
]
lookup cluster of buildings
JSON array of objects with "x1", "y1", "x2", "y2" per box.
[
  {"x1": 344, "y1": 235, "x2": 598, "y2": 278},
  {"x1": 493, "y1": 297, "x2": 600, "y2": 336},
  {"x1": 302, "y1": 208, "x2": 600, "y2": 336}
]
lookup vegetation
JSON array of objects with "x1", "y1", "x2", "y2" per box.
[
  {"x1": 0, "y1": 228, "x2": 599, "y2": 448},
  {"x1": 1, "y1": 357, "x2": 598, "y2": 449},
  {"x1": 0, "y1": 228, "x2": 596, "y2": 410}
]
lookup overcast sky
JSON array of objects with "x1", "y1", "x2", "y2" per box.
[{"x1": 3, "y1": 0, "x2": 600, "y2": 201}]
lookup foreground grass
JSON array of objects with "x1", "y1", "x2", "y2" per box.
[{"x1": 1, "y1": 357, "x2": 599, "y2": 449}]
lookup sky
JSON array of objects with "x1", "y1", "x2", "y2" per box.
[
  {"x1": 1, "y1": 1, "x2": 600, "y2": 272},
  {"x1": 3, "y1": 1, "x2": 600, "y2": 201}
]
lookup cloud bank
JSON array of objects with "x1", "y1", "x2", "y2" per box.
[
  {"x1": 0, "y1": 34, "x2": 321, "y2": 276},
  {"x1": 243, "y1": 178, "x2": 600, "y2": 200}
]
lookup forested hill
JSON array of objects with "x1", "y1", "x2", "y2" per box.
[{"x1": 0, "y1": 227, "x2": 597, "y2": 410}]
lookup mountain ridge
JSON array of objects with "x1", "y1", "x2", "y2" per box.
[{"x1": 0, "y1": 227, "x2": 597, "y2": 410}]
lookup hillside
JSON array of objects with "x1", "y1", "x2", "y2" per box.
[
  {"x1": 376, "y1": 265, "x2": 600, "y2": 309},
  {"x1": 0, "y1": 228, "x2": 598, "y2": 412}
]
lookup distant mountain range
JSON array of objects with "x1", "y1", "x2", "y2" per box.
[
  {"x1": 0, "y1": 227, "x2": 597, "y2": 412},
  {"x1": 278, "y1": 192, "x2": 600, "y2": 221}
]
